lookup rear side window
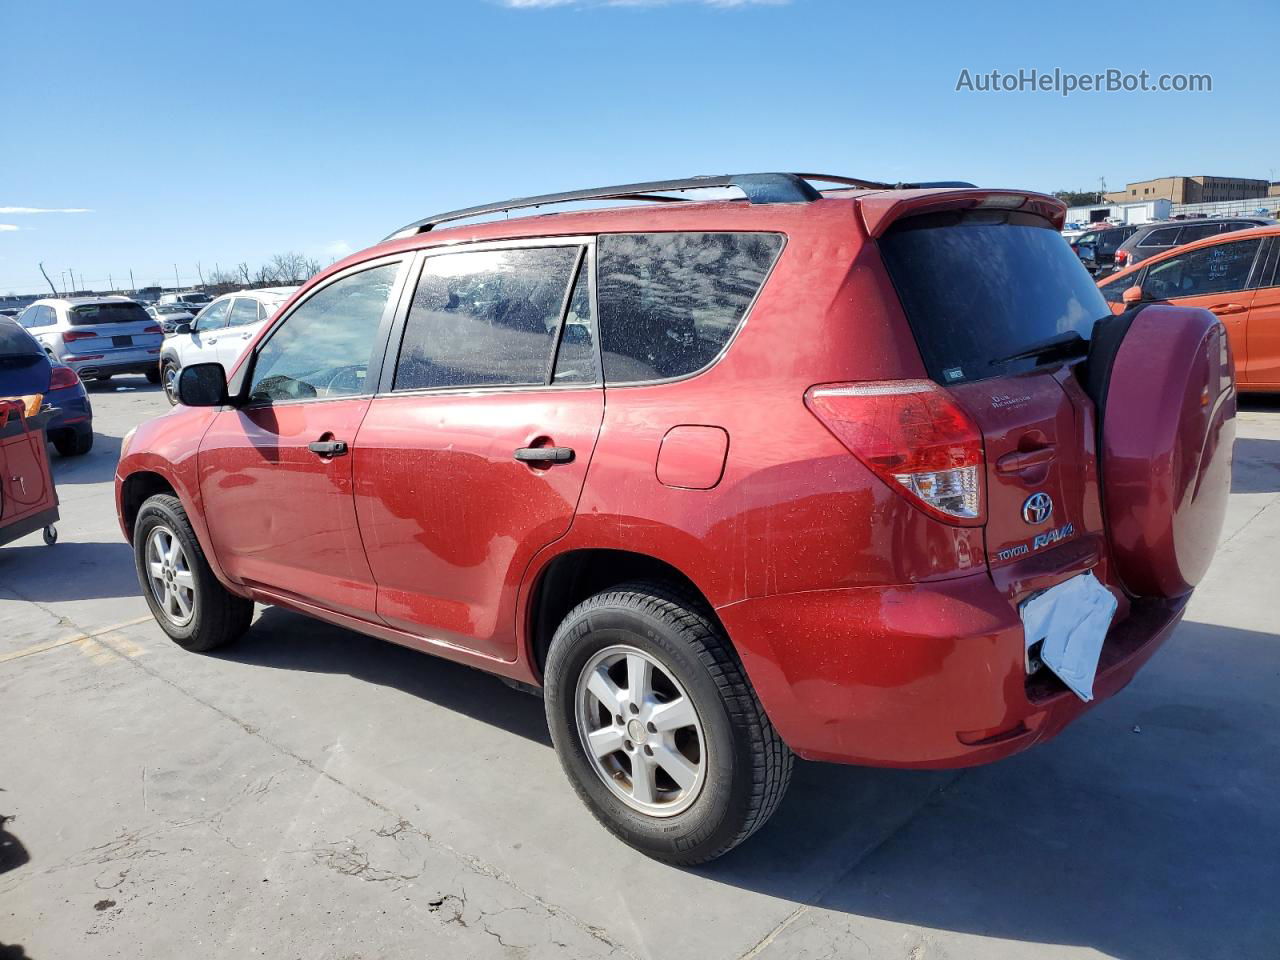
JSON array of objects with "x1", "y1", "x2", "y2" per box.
[
  {"x1": 69, "y1": 302, "x2": 151, "y2": 326},
  {"x1": 879, "y1": 210, "x2": 1110, "y2": 384},
  {"x1": 596, "y1": 232, "x2": 783, "y2": 383},
  {"x1": 1139, "y1": 227, "x2": 1181, "y2": 248},
  {"x1": 1178, "y1": 223, "x2": 1221, "y2": 244},
  {"x1": 394, "y1": 246, "x2": 581, "y2": 391},
  {"x1": 20, "y1": 305, "x2": 54, "y2": 329},
  {"x1": 226, "y1": 298, "x2": 260, "y2": 328}
]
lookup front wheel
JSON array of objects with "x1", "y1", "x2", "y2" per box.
[
  {"x1": 133, "y1": 493, "x2": 253, "y2": 651},
  {"x1": 544, "y1": 582, "x2": 793, "y2": 865},
  {"x1": 161, "y1": 361, "x2": 180, "y2": 405}
]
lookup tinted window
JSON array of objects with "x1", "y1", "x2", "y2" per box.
[
  {"x1": 249, "y1": 262, "x2": 398, "y2": 403},
  {"x1": 1138, "y1": 227, "x2": 1181, "y2": 248},
  {"x1": 0, "y1": 319, "x2": 41, "y2": 356},
  {"x1": 879, "y1": 210, "x2": 1109, "y2": 384},
  {"x1": 1099, "y1": 271, "x2": 1140, "y2": 305},
  {"x1": 1144, "y1": 239, "x2": 1262, "y2": 300},
  {"x1": 553, "y1": 258, "x2": 597, "y2": 384},
  {"x1": 1178, "y1": 223, "x2": 1221, "y2": 244},
  {"x1": 596, "y1": 232, "x2": 782, "y2": 382},
  {"x1": 226, "y1": 298, "x2": 260, "y2": 328},
  {"x1": 196, "y1": 300, "x2": 230, "y2": 329},
  {"x1": 69, "y1": 302, "x2": 151, "y2": 326},
  {"x1": 1095, "y1": 228, "x2": 1134, "y2": 254},
  {"x1": 394, "y1": 246, "x2": 579, "y2": 391}
]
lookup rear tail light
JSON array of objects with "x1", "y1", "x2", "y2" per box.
[
  {"x1": 48, "y1": 365, "x2": 80, "y2": 390},
  {"x1": 143, "y1": 325, "x2": 162, "y2": 334},
  {"x1": 1114, "y1": 250, "x2": 1129, "y2": 267},
  {"x1": 61, "y1": 330, "x2": 97, "y2": 342},
  {"x1": 805, "y1": 380, "x2": 984, "y2": 524}
]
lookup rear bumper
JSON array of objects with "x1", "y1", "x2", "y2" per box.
[
  {"x1": 43, "y1": 388, "x2": 92, "y2": 434},
  {"x1": 64, "y1": 357, "x2": 159, "y2": 377},
  {"x1": 717, "y1": 572, "x2": 1185, "y2": 768}
]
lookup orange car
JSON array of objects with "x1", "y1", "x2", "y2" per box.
[{"x1": 1098, "y1": 225, "x2": 1280, "y2": 391}]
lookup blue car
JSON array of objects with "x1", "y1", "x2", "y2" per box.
[{"x1": 0, "y1": 318, "x2": 94, "y2": 456}]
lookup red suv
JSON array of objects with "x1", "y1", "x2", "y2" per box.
[{"x1": 115, "y1": 174, "x2": 1235, "y2": 864}]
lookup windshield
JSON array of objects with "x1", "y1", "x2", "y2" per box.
[
  {"x1": 879, "y1": 210, "x2": 1110, "y2": 384},
  {"x1": 70, "y1": 302, "x2": 152, "y2": 326}
]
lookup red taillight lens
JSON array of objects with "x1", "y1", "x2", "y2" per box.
[
  {"x1": 61, "y1": 330, "x2": 97, "y2": 342},
  {"x1": 48, "y1": 365, "x2": 80, "y2": 390},
  {"x1": 804, "y1": 380, "x2": 984, "y2": 524},
  {"x1": 143, "y1": 325, "x2": 162, "y2": 334},
  {"x1": 1114, "y1": 250, "x2": 1128, "y2": 266}
]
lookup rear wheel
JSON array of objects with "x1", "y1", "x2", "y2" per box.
[
  {"x1": 544, "y1": 582, "x2": 792, "y2": 865},
  {"x1": 133, "y1": 494, "x2": 253, "y2": 651},
  {"x1": 145, "y1": 367, "x2": 161, "y2": 385},
  {"x1": 51, "y1": 425, "x2": 93, "y2": 457}
]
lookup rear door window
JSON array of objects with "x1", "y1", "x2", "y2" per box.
[
  {"x1": 1178, "y1": 223, "x2": 1221, "y2": 244},
  {"x1": 878, "y1": 210, "x2": 1110, "y2": 384},
  {"x1": 1138, "y1": 226, "x2": 1181, "y2": 249},
  {"x1": 394, "y1": 246, "x2": 581, "y2": 391},
  {"x1": 596, "y1": 232, "x2": 783, "y2": 383},
  {"x1": 1143, "y1": 238, "x2": 1263, "y2": 300}
]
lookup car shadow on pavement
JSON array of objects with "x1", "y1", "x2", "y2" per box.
[
  {"x1": 0, "y1": 541, "x2": 140, "y2": 602},
  {"x1": 216, "y1": 606, "x2": 551, "y2": 746},
  {"x1": 47, "y1": 433, "x2": 123, "y2": 486},
  {"x1": 81, "y1": 377, "x2": 164, "y2": 396},
  {"x1": 1231, "y1": 437, "x2": 1280, "y2": 494},
  {"x1": 698, "y1": 619, "x2": 1280, "y2": 960}
]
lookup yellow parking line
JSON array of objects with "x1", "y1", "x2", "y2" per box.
[{"x1": 0, "y1": 615, "x2": 155, "y2": 665}]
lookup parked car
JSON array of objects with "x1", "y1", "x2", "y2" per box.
[
  {"x1": 17, "y1": 296, "x2": 163, "y2": 384},
  {"x1": 116, "y1": 173, "x2": 1234, "y2": 865},
  {"x1": 157, "y1": 287, "x2": 297, "y2": 404},
  {"x1": 1111, "y1": 217, "x2": 1276, "y2": 272},
  {"x1": 1098, "y1": 224, "x2": 1280, "y2": 391},
  {"x1": 1071, "y1": 224, "x2": 1138, "y2": 275},
  {"x1": 0, "y1": 308, "x2": 21, "y2": 319},
  {"x1": 132, "y1": 286, "x2": 163, "y2": 305},
  {"x1": 159, "y1": 291, "x2": 215, "y2": 312},
  {"x1": 0, "y1": 318, "x2": 93, "y2": 455},
  {"x1": 146, "y1": 304, "x2": 196, "y2": 335}
]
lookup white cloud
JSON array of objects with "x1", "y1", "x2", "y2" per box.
[
  {"x1": 0, "y1": 224, "x2": 18, "y2": 232},
  {"x1": 502, "y1": 0, "x2": 789, "y2": 7},
  {"x1": 0, "y1": 206, "x2": 93, "y2": 214}
]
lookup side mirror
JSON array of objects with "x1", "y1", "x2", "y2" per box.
[
  {"x1": 1121, "y1": 285, "x2": 1144, "y2": 305},
  {"x1": 177, "y1": 363, "x2": 229, "y2": 407},
  {"x1": 174, "y1": 321, "x2": 192, "y2": 335}
]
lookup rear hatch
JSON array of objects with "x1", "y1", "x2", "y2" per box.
[
  {"x1": 64, "y1": 301, "x2": 162, "y2": 357},
  {"x1": 877, "y1": 206, "x2": 1114, "y2": 595}
]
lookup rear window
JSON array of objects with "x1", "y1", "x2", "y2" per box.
[
  {"x1": 879, "y1": 210, "x2": 1109, "y2": 384},
  {"x1": 596, "y1": 232, "x2": 783, "y2": 382},
  {"x1": 69, "y1": 302, "x2": 151, "y2": 326},
  {"x1": 0, "y1": 320, "x2": 41, "y2": 356}
]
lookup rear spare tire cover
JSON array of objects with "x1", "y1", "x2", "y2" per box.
[{"x1": 1096, "y1": 304, "x2": 1235, "y2": 598}]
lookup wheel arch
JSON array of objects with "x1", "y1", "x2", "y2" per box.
[
  {"x1": 119, "y1": 469, "x2": 178, "y2": 542},
  {"x1": 524, "y1": 547, "x2": 727, "y2": 681}
]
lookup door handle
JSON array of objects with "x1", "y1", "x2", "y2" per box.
[
  {"x1": 308, "y1": 439, "x2": 348, "y2": 457},
  {"x1": 1209, "y1": 303, "x2": 1247, "y2": 316},
  {"x1": 514, "y1": 446, "x2": 575, "y2": 465},
  {"x1": 996, "y1": 446, "x2": 1056, "y2": 474}
]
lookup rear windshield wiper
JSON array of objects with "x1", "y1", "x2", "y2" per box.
[{"x1": 990, "y1": 331, "x2": 1088, "y2": 367}]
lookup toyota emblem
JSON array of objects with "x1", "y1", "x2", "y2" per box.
[{"x1": 1022, "y1": 492, "x2": 1053, "y2": 525}]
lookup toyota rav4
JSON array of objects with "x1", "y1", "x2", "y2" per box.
[{"x1": 115, "y1": 173, "x2": 1235, "y2": 864}]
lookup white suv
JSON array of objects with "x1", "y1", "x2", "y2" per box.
[{"x1": 158, "y1": 287, "x2": 296, "y2": 403}]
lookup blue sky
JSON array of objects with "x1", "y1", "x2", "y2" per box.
[{"x1": 2, "y1": 0, "x2": 1278, "y2": 294}]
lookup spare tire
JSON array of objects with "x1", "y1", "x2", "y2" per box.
[{"x1": 1087, "y1": 304, "x2": 1236, "y2": 599}]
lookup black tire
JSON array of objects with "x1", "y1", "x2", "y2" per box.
[
  {"x1": 133, "y1": 493, "x2": 253, "y2": 652},
  {"x1": 161, "y1": 360, "x2": 180, "y2": 405},
  {"x1": 94, "y1": 374, "x2": 112, "y2": 382},
  {"x1": 145, "y1": 367, "x2": 161, "y2": 385},
  {"x1": 544, "y1": 581, "x2": 792, "y2": 865},
  {"x1": 52, "y1": 425, "x2": 93, "y2": 457}
]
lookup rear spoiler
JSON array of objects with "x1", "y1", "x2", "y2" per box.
[{"x1": 859, "y1": 189, "x2": 1067, "y2": 237}]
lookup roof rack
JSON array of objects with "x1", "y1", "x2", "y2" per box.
[{"x1": 383, "y1": 172, "x2": 978, "y2": 240}]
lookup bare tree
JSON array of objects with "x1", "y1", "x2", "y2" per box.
[{"x1": 207, "y1": 265, "x2": 240, "y2": 286}]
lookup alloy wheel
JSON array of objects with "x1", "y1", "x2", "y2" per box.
[
  {"x1": 574, "y1": 644, "x2": 707, "y2": 817},
  {"x1": 145, "y1": 525, "x2": 196, "y2": 627}
]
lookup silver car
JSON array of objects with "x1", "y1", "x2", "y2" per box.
[{"x1": 18, "y1": 296, "x2": 164, "y2": 383}]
